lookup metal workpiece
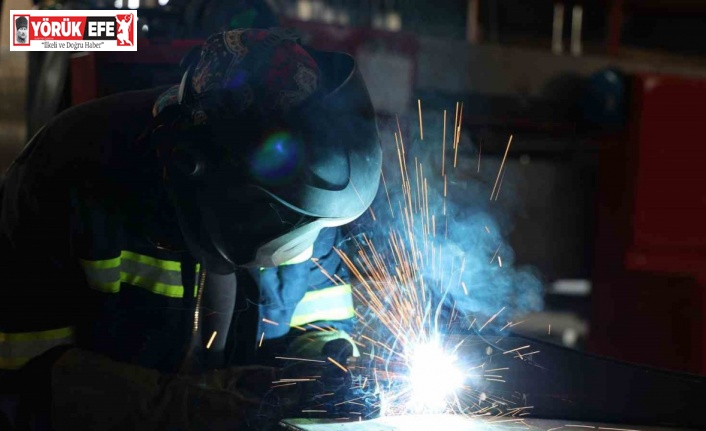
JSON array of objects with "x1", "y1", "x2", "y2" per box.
[
  {"x1": 282, "y1": 414, "x2": 701, "y2": 431},
  {"x1": 285, "y1": 333, "x2": 706, "y2": 430}
]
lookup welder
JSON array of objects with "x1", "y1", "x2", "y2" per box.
[{"x1": 0, "y1": 27, "x2": 382, "y2": 430}]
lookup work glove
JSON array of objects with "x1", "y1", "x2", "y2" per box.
[
  {"x1": 275, "y1": 336, "x2": 380, "y2": 420},
  {"x1": 49, "y1": 348, "x2": 299, "y2": 431},
  {"x1": 285, "y1": 330, "x2": 361, "y2": 360}
]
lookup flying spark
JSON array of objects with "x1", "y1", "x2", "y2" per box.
[
  {"x1": 206, "y1": 331, "x2": 217, "y2": 349},
  {"x1": 292, "y1": 103, "x2": 540, "y2": 421}
]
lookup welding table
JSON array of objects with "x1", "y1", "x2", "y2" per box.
[
  {"x1": 282, "y1": 415, "x2": 700, "y2": 431},
  {"x1": 285, "y1": 335, "x2": 706, "y2": 431}
]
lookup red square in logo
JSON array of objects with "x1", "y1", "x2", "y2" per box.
[{"x1": 115, "y1": 14, "x2": 135, "y2": 47}]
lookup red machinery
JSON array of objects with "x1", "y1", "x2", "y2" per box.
[
  {"x1": 69, "y1": 19, "x2": 418, "y2": 107},
  {"x1": 590, "y1": 73, "x2": 706, "y2": 374}
]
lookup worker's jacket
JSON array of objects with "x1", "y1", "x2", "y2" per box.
[{"x1": 0, "y1": 88, "x2": 355, "y2": 374}]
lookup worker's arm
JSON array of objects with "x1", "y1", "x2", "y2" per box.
[
  {"x1": 255, "y1": 226, "x2": 359, "y2": 362},
  {"x1": 289, "y1": 225, "x2": 359, "y2": 357},
  {"x1": 0, "y1": 90, "x2": 160, "y2": 373},
  {"x1": 0, "y1": 125, "x2": 83, "y2": 374},
  {"x1": 14, "y1": 346, "x2": 297, "y2": 431},
  {"x1": 0, "y1": 97, "x2": 294, "y2": 430}
]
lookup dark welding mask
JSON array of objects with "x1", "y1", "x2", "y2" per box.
[{"x1": 155, "y1": 30, "x2": 381, "y2": 270}]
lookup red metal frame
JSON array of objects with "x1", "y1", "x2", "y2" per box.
[
  {"x1": 590, "y1": 72, "x2": 706, "y2": 375},
  {"x1": 607, "y1": 0, "x2": 624, "y2": 55},
  {"x1": 70, "y1": 52, "x2": 99, "y2": 105}
]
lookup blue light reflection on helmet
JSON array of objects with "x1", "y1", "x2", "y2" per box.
[
  {"x1": 225, "y1": 70, "x2": 247, "y2": 90},
  {"x1": 250, "y1": 131, "x2": 302, "y2": 184}
]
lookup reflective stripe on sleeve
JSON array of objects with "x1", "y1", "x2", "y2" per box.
[
  {"x1": 0, "y1": 327, "x2": 75, "y2": 370},
  {"x1": 290, "y1": 284, "x2": 355, "y2": 327},
  {"x1": 260, "y1": 245, "x2": 315, "y2": 272},
  {"x1": 119, "y1": 272, "x2": 184, "y2": 298},
  {"x1": 120, "y1": 250, "x2": 181, "y2": 271},
  {"x1": 80, "y1": 251, "x2": 188, "y2": 298},
  {"x1": 119, "y1": 256, "x2": 183, "y2": 297},
  {"x1": 79, "y1": 257, "x2": 121, "y2": 293}
]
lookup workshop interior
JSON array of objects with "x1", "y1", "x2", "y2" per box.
[{"x1": 2, "y1": 0, "x2": 706, "y2": 430}]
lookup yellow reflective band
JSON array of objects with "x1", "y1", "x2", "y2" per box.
[
  {"x1": 0, "y1": 327, "x2": 75, "y2": 370},
  {"x1": 87, "y1": 280, "x2": 121, "y2": 293},
  {"x1": 0, "y1": 356, "x2": 31, "y2": 369},
  {"x1": 79, "y1": 257, "x2": 120, "y2": 269},
  {"x1": 194, "y1": 262, "x2": 201, "y2": 298},
  {"x1": 80, "y1": 256, "x2": 121, "y2": 293},
  {"x1": 120, "y1": 251, "x2": 181, "y2": 271},
  {"x1": 289, "y1": 284, "x2": 355, "y2": 327},
  {"x1": 0, "y1": 327, "x2": 73, "y2": 342},
  {"x1": 80, "y1": 251, "x2": 187, "y2": 297},
  {"x1": 290, "y1": 307, "x2": 356, "y2": 327},
  {"x1": 298, "y1": 284, "x2": 352, "y2": 303},
  {"x1": 120, "y1": 272, "x2": 184, "y2": 298},
  {"x1": 280, "y1": 245, "x2": 314, "y2": 266}
]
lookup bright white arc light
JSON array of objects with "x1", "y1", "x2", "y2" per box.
[{"x1": 408, "y1": 342, "x2": 464, "y2": 412}]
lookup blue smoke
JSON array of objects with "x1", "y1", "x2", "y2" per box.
[{"x1": 350, "y1": 115, "x2": 544, "y2": 332}]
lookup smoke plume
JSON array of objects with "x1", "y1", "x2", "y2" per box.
[{"x1": 347, "y1": 113, "x2": 544, "y2": 333}]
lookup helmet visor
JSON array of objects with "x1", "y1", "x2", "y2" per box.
[{"x1": 200, "y1": 182, "x2": 362, "y2": 268}]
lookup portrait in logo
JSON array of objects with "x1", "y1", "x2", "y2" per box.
[
  {"x1": 115, "y1": 14, "x2": 133, "y2": 46},
  {"x1": 14, "y1": 15, "x2": 29, "y2": 45}
]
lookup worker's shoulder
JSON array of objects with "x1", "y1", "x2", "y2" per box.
[{"x1": 14, "y1": 87, "x2": 168, "y2": 165}]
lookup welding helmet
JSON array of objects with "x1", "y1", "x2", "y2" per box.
[{"x1": 152, "y1": 28, "x2": 381, "y2": 270}]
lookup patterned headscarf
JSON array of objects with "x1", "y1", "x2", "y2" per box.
[{"x1": 153, "y1": 28, "x2": 320, "y2": 125}]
